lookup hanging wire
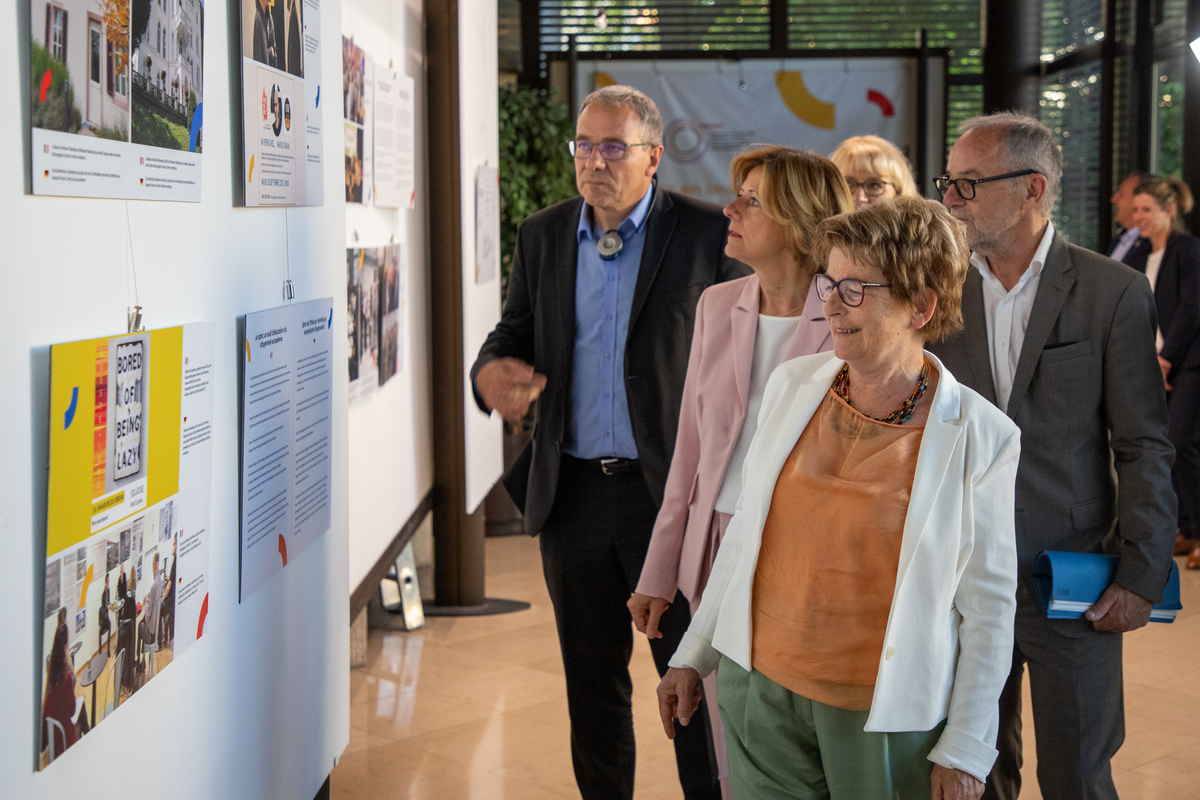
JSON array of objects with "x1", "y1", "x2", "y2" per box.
[
  {"x1": 125, "y1": 200, "x2": 142, "y2": 332},
  {"x1": 283, "y1": 207, "x2": 295, "y2": 303}
]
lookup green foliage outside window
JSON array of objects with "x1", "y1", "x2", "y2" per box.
[
  {"x1": 499, "y1": 84, "x2": 577, "y2": 299},
  {"x1": 30, "y1": 40, "x2": 81, "y2": 133}
]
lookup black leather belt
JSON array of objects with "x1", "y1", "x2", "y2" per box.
[{"x1": 566, "y1": 455, "x2": 641, "y2": 476}]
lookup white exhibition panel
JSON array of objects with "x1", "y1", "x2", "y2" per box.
[
  {"x1": 342, "y1": 0, "x2": 434, "y2": 593},
  {"x1": 0, "y1": 0, "x2": 367, "y2": 797},
  {"x1": 458, "y1": 2, "x2": 504, "y2": 515},
  {"x1": 575, "y1": 57, "x2": 947, "y2": 205}
]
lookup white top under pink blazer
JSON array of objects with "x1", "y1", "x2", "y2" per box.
[{"x1": 635, "y1": 274, "x2": 834, "y2": 604}]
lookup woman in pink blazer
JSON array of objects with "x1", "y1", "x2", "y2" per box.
[{"x1": 629, "y1": 146, "x2": 852, "y2": 796}]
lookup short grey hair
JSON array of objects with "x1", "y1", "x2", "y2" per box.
[
  {"x1": 959, "y1": 111, "x2": 1062, "y2": 216},
  {"x1": 579, "y1": 85, "x2": 663, "y2": 146}
]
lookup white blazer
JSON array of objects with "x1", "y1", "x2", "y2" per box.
[{"x1": 668, "y1": 351, "x2": 1021, "y2": 783}]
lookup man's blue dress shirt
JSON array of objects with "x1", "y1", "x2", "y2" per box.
[{"x1": 563, "y1": 183, "x2": 655, "y2": 460}]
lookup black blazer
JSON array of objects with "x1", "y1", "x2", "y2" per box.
[
  {"x1": 1129, "y1": 231, "x2": 1200, "y2": 376},
  {"x1": 471, "y1": 187, "x2": 748, "y2": 535},
  {"x1": 1108, "y1": 227, "x2": 1151, "y2": 267}
]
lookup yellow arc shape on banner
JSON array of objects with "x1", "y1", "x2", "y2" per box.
[
  {"x1": 775, "y1": 72, "x2": 836, "y2": 130},
  {"x1": 79, "y1": 563, "x2": 94, "y2": 609},
  {"x1": 594, "y1": 72, "x2": 617, "y2": 88}
]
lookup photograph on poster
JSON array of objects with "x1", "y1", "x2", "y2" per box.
[
  {"x1": 239, "y1": 0, "x2": 322, "y2": 206},
  {"x1": 30, "y1": 0, "x2": 204, "y2": 200},
  {"x1": 378, "y1": 245, "x2": 403, "y2": 385},
  {"x1": 358, "y1": 249, "x2": 380, "y2": 390},
  {"x1": 239, "y1": 299, "x2": 335, "y2": 599},
  {"x1": 40, "y1": 323, "x2": 215, "y2": 768},
  {"x1": 342, "y1": 37, "x2": 366, "y2": 203}
]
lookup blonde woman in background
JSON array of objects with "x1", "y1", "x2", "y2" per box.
[
  {"x1": 1129, "y1": 176, "x2": 1200, "y2": 569},
  {"x1": 831, "y1": 135, "x2": 918, "y2": 209},
  {"x1": 628, "y1": 146, "x2": 852, "y2": 798}
]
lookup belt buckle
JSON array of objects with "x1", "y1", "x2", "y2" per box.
[{"x1": 600, "y1": 458, "x2": 619, "y2": 476}]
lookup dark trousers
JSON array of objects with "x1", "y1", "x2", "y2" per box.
[
  {"x1": 984, "y1": 593, "x2": 1124, "y2": 800},
  {"x1": 539, "y1": 456, "x2": 721, "y2": 800},
  {"x1": 1168, "y1": 373, "x2": 1200, "y2": 540}
]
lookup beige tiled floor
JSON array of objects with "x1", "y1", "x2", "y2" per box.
[{"x1": 332, "y1": 536, "x2": 1200, "y2": 799}]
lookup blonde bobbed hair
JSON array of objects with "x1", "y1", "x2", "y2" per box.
[
  {"x1": 728, "y1": 145, "x2": 853, "y2": 274},
  {"x1": 811, "y1": 196, "x2": 969, "y2": 343},
  {"x1": 829, "y1": 136, "x2": 918, "y2": 197}
]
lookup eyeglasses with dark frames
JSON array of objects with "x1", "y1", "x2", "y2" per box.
[
  {"x1": 815, "y1": 274, "x2": 892, "y2": 307},
  {"x1": 844, "y1": 178, "x2": 894, "y2": 197},
  {"x1": 568, "y1": 140, "x2": 654, "y2": 161},
  {"x1": 933, "y1": 169, "x2": 1042, "y2": 201}
]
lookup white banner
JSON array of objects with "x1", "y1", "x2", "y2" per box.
[{"x1": 576, "y1": 58, "x2": 945, "y2": 207}]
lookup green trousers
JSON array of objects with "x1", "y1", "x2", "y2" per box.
[{"x1": 716, "y1": 656, "x2": 946, "y2": 800}]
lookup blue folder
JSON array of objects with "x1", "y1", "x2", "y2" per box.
[{"x1": 1032, "y1": 551, "x2": 1182, "y2": 623}]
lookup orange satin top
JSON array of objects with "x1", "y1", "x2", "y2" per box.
[{"x1": 750, "y1": 389, "x2": 923, "y2": 711}]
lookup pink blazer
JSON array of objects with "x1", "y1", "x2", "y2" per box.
[{"x1": 636, "y1": 274, "x2": 834, "y2": 603}]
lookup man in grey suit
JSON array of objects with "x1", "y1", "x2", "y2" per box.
[{"x1": 930, "y1": 112, "x2": 1176, "y2": 800}]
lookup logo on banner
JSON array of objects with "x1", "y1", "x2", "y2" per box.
[
  {"x1": 775, "y1": 72, "x2": 836, "y2": 130},
  {"x1": 665, "y1": 119, "x2": 708, "y2": 164}
]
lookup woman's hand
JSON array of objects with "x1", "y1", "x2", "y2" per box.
[
  {"x1": 931, "y1": 765, "x2": 984, "y2": 800},
  {"x1": 1159, "y1": 355, "x2": 1173, "y2": 391},
  {"x1": 656, "y1": 667, "x2": 703, "y2": 739},
  {"x1": 628, "y1": 592, "x2": 672, "y2": 639}
]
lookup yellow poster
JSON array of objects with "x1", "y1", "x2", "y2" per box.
[{"x1": 40, "y1": 323, "x2": 215, "y2": 768}]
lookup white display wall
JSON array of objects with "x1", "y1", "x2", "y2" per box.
[
  {"x1": 458, "y1": 0, "x2": 504, "y2": 515},
  {"x1": 0, "y1": 0, "x2": 431, "y2": 796},
  {"x1": 342, "y1": 0, "x2": 435, "y2": 595}
]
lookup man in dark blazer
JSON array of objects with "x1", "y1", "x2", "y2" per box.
[
  {"x1": 930, "y1": 112, "x2": 1176, "y2": 800},
  {"x1": 1106, "y1": 171, "x2": 1153, "y2": 266},
  {"x1": 472, "y1": 86, "x2": 745, "y2": 800}
]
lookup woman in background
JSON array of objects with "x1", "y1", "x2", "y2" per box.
[
  {"x1": 42, "y1": 608, "x2": 77, "y2": 761},
  {"x1": 830, "y1": 135, "x2": 917, "y2": 209},
  {"x1": 628, "y1": 145, "x2": 852, "y2": 797},
  {"x1": 1130, "y1": 176, "x2": 1200, "y2": 569}
]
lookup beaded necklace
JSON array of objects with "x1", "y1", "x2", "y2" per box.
[{"x1": 832, "y1": 360, "x2": 930, "y2": 425}]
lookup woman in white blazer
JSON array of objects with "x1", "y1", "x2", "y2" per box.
[{"x1": 656, "y1": 197, "x2": 1020, "y2": 800}]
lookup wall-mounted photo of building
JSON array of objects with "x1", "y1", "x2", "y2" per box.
[
  {"x1": 30, "y1": 0, "x2": 203, "y2": 151},
  {"x1": 130, "y1": 0, "x2": 204, "y2": 151},
  {"x1": 31, "y1": 0, "x2": 131, "y2": 140}
]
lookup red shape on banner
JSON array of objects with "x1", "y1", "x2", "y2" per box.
[
  {"x1": 40, "y1": 70, "x2": 52, "y2": 102},
  {"x1": 867, "y1": 90, "x2": 895, "y2": 117},
  {"x1": 279, "y1": 534, "x2": 288, "y2": 566},
  {"x1": 197, "y1": 593, "x2": 209, "y2": 638}
]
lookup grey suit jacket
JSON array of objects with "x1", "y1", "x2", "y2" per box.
[{"x1": 930, "y1": 233, "x2": 1176, "y2": 617}]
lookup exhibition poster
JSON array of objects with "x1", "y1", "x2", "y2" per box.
[
  {"x1": 347, "y1": 245, "x2": 404, "y2": 404},
  {"x1": 373, "y1": 70, "x2": 415, "y2": 209},
  {"x1": 239, "y1": 298, "x2": 335, "y2": 599},
  {"x1": 577, "y1": 59, "x2": 938, "y2": 207},
  {"x1": 41, "y1": 323, "x2": 215, "y2": 767},
  {"x1": 30, "y1": 0, "x2": 205, "y2": 200},
  {"x1": 475, "y1": 165, "x2": 499, "y2": 284},
  {"x1": 239, "y1": 0, "x2": 324, "y2": 206},
  {"x1": 342, "y1": 37, "x2": 369, "y2": 203}
]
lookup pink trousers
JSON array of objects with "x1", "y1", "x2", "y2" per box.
[{"x1": 689, "y1": 510, "x2": 733, "y2": 800}]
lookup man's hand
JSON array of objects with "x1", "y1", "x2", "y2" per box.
[
  {"x1": 475, "y1": 358, "x2": 547, "y2": 421},
  {"x1": 657, "y1": 667, "x2": 702, "y2": 740},
  {"x1": 931, "y1": 765, "x2": 984, "y2": 800},
  {"x1": 1086, "y1": 583, "x2": 1153, "y2": 632},
  {"x1": 1158, "y1": 355, "x2": 1173, "y2": 391},
  {"x1": 628, "y1": 593, "x2": 671, "y2": 640}
]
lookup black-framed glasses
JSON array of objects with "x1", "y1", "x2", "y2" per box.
[
  {"x1": 815, "y1": 274, "x2": 891, "y2": 307},
  {"x1": 568, "y1": 140, "x2": 653, "y2": 160},
  {"x1": 845, "y1": 178, "x2": 894, "y2": 197},
  {"x1": 933, "y1": 169, "x2": 1041, "y2": 201}
]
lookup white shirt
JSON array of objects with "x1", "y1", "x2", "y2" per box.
[
  {"x1": 1146, "y1": 249, "x2": 1165, "y2": 352},
  {"x1": 972, "y1": 222, "x2": 1057, "y2": 413},
  {"x1": 713, "y1": 314, "x2": 800, "y2": 514}
]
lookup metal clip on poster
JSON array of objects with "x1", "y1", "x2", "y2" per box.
[
  {"x1": 127, "y1": 306, "x2": 143, "y2": 334},
  {"x1": 283, "y1": 208, "x2": 293, "y2": 305},
  {"x1": 124, "y1": 201, "x2": 143, "y2": 333}
]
